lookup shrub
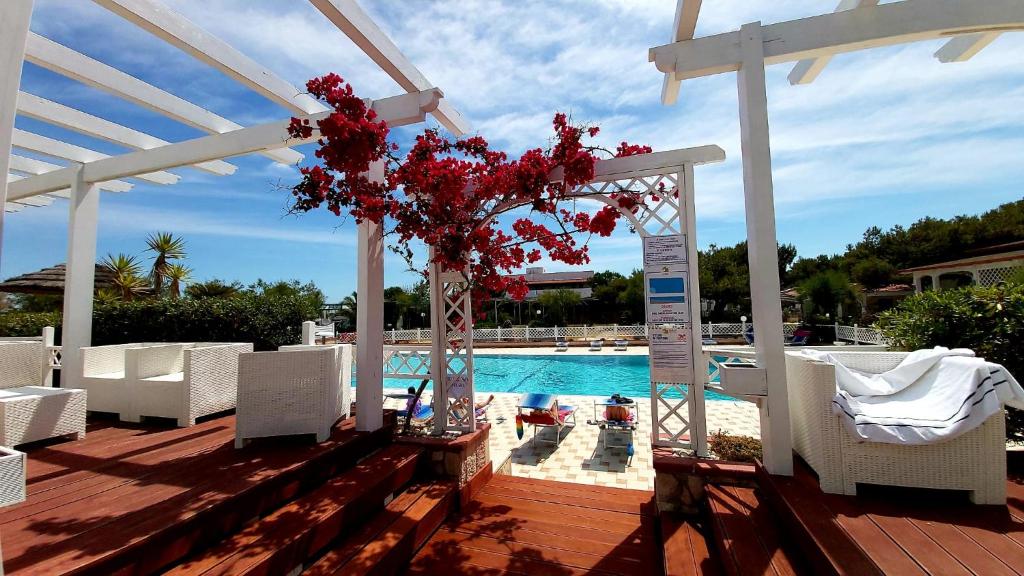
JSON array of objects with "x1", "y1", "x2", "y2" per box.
[
  {"x1": 91, "y1": 293, "x2": 318, "y2": 351},
  {"x1": 877, "y1": 283, "x2": 1024, "y2": 442},
  {"x1": 0, "y1": 294, "x2": 318, "y2": 352},
  {"x1": 0, "y1": 312, "x2": 61, "y2": 337},
  {"x1": 708, "y1": 430, "x2": 762, "y2": 463}
]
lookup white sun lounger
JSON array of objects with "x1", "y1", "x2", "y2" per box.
[
  {"x1": 614, "y1": 339, "x2": 628, "y2": 351},
  {"x1": 589, "y1": 339, "x2": 603, "y2": 352}
]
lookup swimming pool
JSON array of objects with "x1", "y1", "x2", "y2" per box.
[{"x1": 368, "y1": 353, "x2": 732, "y2": 401}]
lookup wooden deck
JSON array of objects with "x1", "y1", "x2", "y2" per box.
[
  {"x1": 0, "y1": 413, "x2": 391, "y2": 575},
  {"x1": 408, "y1": 475, "x2": 661, "y2": 575},
  {"x1": 758, "y1": 456, "x2": 1024, "y2": 576}
]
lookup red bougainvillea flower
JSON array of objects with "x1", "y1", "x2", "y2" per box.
[{"x1": 288, "y1": 74, "x2": 656, "y2": 312}]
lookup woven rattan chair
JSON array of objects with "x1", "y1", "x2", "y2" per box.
[
  {"x1": 0, "y1": 342, "x2": 85, "y2": 445},
  {"x1": 126, "y1": 343, "x2": 252, "y2": 426},
  {"x1": 235, "y1": 347, "x2": 344, "y2": 448},
  {"x1": 785, "y1": 351, "x2": 1006, "y2": 504}
]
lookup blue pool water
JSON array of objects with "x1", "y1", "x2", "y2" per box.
[{"x1": 368, "y1": 354, "x2": 732, "y2": 401}]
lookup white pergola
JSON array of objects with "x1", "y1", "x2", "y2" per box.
[
  {"x1": 0, "y1": 0, "x2": 468, "y2": 433},
  {"x1": 651, "y1": 0, "x2": 1024, "y2": 475}
]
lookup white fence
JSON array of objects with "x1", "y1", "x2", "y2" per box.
[{"x1": 331, "y1": 322, "x2": 892, "y2": 344}]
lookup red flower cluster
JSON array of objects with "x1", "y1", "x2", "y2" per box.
[{"x1": 289, "y1": 74, "x2": 654, "y2": 312}]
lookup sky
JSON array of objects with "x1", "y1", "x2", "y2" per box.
[{"x1": 5, "y1": 0, "x2": 1024, "y2": 302}]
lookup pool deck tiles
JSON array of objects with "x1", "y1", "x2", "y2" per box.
[{"x1": 385, "y1": 390, "x2": 761, "y2": 491}]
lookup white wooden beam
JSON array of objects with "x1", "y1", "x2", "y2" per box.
[
  {"x1": 9, "y1": 154, "x2": 132, "y2": 192},
  {"x1": 935, "y1": 32, "x2": 1002, "y2": 63},
  {"x1": 93, "y1": 0, "x2": 328, "y2": 115},
  {"x1": 61, "y1": 166, "x2": 101, "y2": 390},
  {"x1": 550, "y1": 145, "x2": 725, "y2": 183},
  {"x1": 651, "y1": 0, "x2": 1024, "y2": 81},
  {"x1": 7, "y1": 88, "x2": 442, "y2": 201},
  {"x1": 25, "y1": 33, "x2": 303, "y2": 165},
  {"x1": 356, "y1": 159, "x2": 385, "y2": 432},
  {"x1": 12, "y1": 129, "x2": 179, "y2": 185},
  {"x1": 736, "y1": 22, "x2": 791, "y2": 476},
  {"x1": 0, "y1": 0, "x2": 34, "y2": 265},
  {"x1": 309, "y1": 0, "x2": 470, "y2": 136},
  {"x1": 17, "y1": 91, "x2": 236, "y2": 175},
  {"x1": 661, "y1": 0, "x2": 702, "y2": 105},
  {"x1": 787, "y1": 0, "x2": 879, "y2": 86}
]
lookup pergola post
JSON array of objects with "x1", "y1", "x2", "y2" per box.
[
  {"x1": 737, "y1": 22, "x2": 793, "y2": 476},
  {"x1": 0, "y1": 0, "x2": 35, "y2": 267},
  {"x1": 61, "y1": 166, "x2": 101, "y2": 390},
  {"x1": 355, "y1": 160, "x2": 385, "y2": 432}
]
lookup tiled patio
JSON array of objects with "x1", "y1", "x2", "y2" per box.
[{"x1": 386, "y1": 390, "x2": 761, "y2": 491}]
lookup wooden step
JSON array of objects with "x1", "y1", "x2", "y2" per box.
[
  {"x1": 4, "y1": 416, "x2": 393, "y2": 576},
  {"x1": 755, "y1": 466, "x2": 883, "y2": 576},
  {"x1": 661, "y1": 511, "x2": 722, "y2": 576},
  {"x1": 706, "y1": 484, "x2": 806, "y2": 576},
  {"x1": 164, "y1": 443, "x2": 424, "y2": 576},
  {"x1": 305, "y1": 479, "x2": 454, "y2": 575}
]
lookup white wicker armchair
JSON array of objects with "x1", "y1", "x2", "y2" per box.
[
  {"x1": 786, "y1": 351, "x2": 1007, "y2": 504},
  {"x1": 79, "y1": 343, "x2": 155, "y2": 418},
  {"x1": 126, "y1": 343, "x2": 253, "y2": 426},
  {"x1": 278, "y1": 343, "x2": 352, "y2": 421},
  {"x1": 0, "y1": 342, "x2": 85, "y2": 445},
  {"x1": 235, "y1": 347, "x2": 344, "y2": 448}
]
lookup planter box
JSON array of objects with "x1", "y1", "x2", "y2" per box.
[
  {"x1": 719, "y1": 362, "x2": 768, "y2": 396},
  {"x1": 0, "y1": 447, "x2": 26, "y2": 507}
]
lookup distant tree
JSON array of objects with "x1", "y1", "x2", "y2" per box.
[
  {"x1": 338, "y1": 291, "x2": 357, "y2": 327},
  {"x1": 165, "y1": 264, "x2": 192, "y2": 299},
  {"x1": 538, "y1": 288, "x2": 581, "y2": 325},
  {"x1": 588, "y1": 271, "x2": 626, "y2": 323},
  {"x1": 850, "y1": 257, "x2": 897, "y2": 289},
  {"x1": 249, "y1": 279, "x2": 326, "y2": 312},
  {"x1": 102, "y1": 253, "x2": 148, "y2": 301},
  {"x1": 185, "y1": 279, "x2": 242, "y2": 299},
  {"x1": 145, "y1": 232, "x2": 186, "y2": 297},
  {"x1": 799, "y1": 270, "x2": 859, "y2": 323},
  {"x1": 11, "y1": 293, "x2": 62, "y2": 313}
]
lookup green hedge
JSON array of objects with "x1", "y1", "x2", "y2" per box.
[
  {"x1": 877, "y1": 283, "x2": 1024, "y2": 442},
  {"x1": 0, "y1": 294, "x2": 318, "y2": 352},
  {"x1": 0, "y1": 311, "x2": 61, "y2": 338}
]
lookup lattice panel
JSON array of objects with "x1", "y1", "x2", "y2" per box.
[
  {"x1": 978, "y1": 265, "x2": 1024, "y2": 286},
  {"x1": 575, "y1": 174, "x2": 681, "y2": 236},
  {"x1": 383, "y1": 347, "x2": 431, "y2": 379},
  {"x1": 428, "y1": 265, "x2": 476, "y2": 434},
  {"x1": 653, "y1": 382, "x2": 691, "y2": 445}
]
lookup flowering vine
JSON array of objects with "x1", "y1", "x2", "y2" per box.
[{"x1": 288, "y1": 73, "x2": 658, "y2": 315}]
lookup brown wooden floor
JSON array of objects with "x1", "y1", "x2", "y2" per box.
[
  {"x1": 407, "y1": 474, "x2": 660, "y2": 575},
  {"x1": 760, "y1": 456, "x2": 1024, "y2": 576},
  {"x1": 0, "y1": 413, "x2": 387, "y2": 575}
]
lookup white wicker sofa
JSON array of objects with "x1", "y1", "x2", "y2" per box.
[
  {"x1": 786, "y1": 351, "x2": 1006, "y2": 504},
  {"x1": 125, "y1": 343, "x2": 252, "y2": 426},
  {"x1": 0, "y1": 341, "x2": 85, "y2": 446},
  {"x1": 79, "y1": 342, "x2": 158, "y2": 418},
  {"x1": 235, "y1": 347, "x2": 345, "y2": 448}
]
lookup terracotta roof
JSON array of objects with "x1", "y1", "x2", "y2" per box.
[
  {"x1": 864, "y1": 283, "x2": 914, "y2": 294},
  {"x1": 0, "y1": 264, "x2": 117, "y2": 295},
  {"x1": 898, "y1": 249, "x2": 1024, "y2": 274}
]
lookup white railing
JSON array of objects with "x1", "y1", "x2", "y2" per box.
[
  {"x1": 336, "y1": 322, "x2": 888, "y2": 345},
  {"x1": 382, "y1": 345, "x2": 432, "y2": 380}
]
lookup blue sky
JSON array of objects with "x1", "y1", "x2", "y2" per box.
[{"x1": 6, "y1": 0, "x2": 1024, "y2": 301}]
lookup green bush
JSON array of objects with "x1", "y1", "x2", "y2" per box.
[
  {"x1": 91, "y1": 293, "x2": 318, "y2": 351},
  {"x1": 0, "y1": 312, "x2": 61, "y2": 337},
  {"x1": 877, "y1": 283, "x2": 1024, "y2": 442},
  {"x1": 0, "y1": 294, "x2": 318, "y2": 352}
]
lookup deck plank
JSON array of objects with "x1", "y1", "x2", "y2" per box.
[{"x1": 410, "y1": 477, "x2": 658, "y2": 576}]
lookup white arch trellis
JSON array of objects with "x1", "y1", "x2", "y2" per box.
[
  {"x1": 0, "y1": 0, "x2": 468, "y2": 432},
  {"x1": 650, "y1": 0, "x2": 1024, "y2": 475},
  {"x1": 416, "y1": 147, "x2": 725, "y2": 445}
]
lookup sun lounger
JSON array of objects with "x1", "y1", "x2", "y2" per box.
[
  {"x1": 589, "y1": 339, "x2": 603, "y2": 352},
  {"x1": 516, "y1": 392, "x2": 576, "y2": 446},
  {"x1": 555, "y1": 338, "x2": 569, "y2": 352},
  {"x1": 451, "y1": 394, "x2": 494, "y2": 423},
  {"x1": 614, "y1": 339, "x2": 628, "y2": 351}
]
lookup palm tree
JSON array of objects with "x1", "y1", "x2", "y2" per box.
[
  {"x1": 165, "y1": 263, "x2": 192, "y2": 299},
  {"x1": 146, "y1": 232, "x2": 186, "y2": 297},
  {"x1": 340, "y1": 291, "x2": 357, "y2": 327},
  {"x1": 102, "y1": 253, "x2": 148, "y2": 301}
]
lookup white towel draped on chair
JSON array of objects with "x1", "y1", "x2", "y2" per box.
[{"x1": 802, "y1": 347, "x2": 1024, "y2": 445}]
